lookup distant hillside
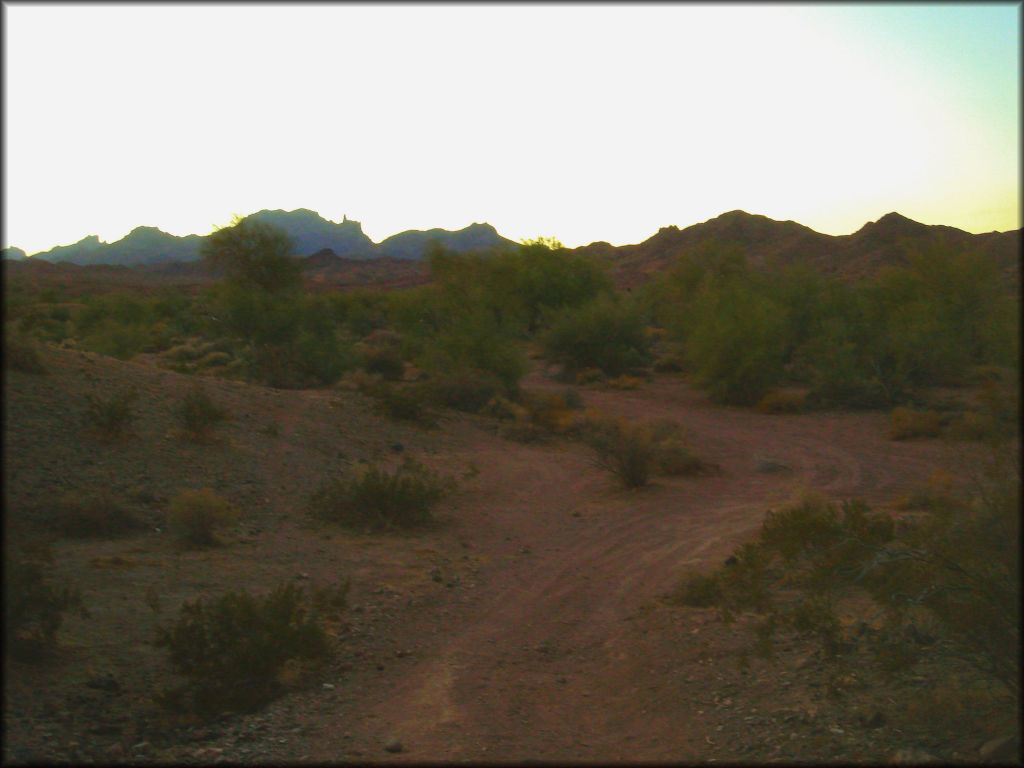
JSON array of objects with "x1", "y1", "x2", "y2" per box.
[
  {"x1": 378, "y1": 223, "x2": 517, "y2": 259},
  {"x1": 244, "y1": 209, "x2": 377, "y2": 259},
  {"x1": 8, "y1": 209, "x2": 1018, "y2": 285},
  {"x1": 15, "y1": 209, "x2": 517, "y2": 266},
  {"x1": 578, "y1": 210, "x2": 1021, "y2": 287},
  {"x1": 2, "y1": 246, "x2": 27, "y2": 261}
]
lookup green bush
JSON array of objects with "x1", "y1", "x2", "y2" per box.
[
  {"x1": 4, "y1": 329, "x2": 47, "y2": 374},
  {"x1": 83, "y1": 387, "x2": 139, "y2": 439},
  {"x1": 12, "y1": 304, "x2": 74, "y2": 344},
  {"x1": 292, "y1": 328, "x2": 354, "y2": 386},
  {"x1": 5, "y1": 541, "x2": 84, "y2": 662},
  {"x1": 671, "y1": 454, "x2": 1020, "y2": 695},
  {"x1": 309, "y1": 458, "x2": 456, "y2": 531},
  {"x1": 542, "y1": 296, "x2": 651, "y2": 378},
  {"x1": 419, "y1": 319, "x2": 528, "y2": 395},
  {"x1": 579, "y1": 416, "x2": 711, "y2": 487},
  {"x1": 685, "y1": 279, "x2": 790, "y2": 406},
  {"x1": 82, "y1": 320, "x2": 152, "y2": 360},
  {"x1": 371, "y1": 383, "x2": 435, "y2": 426},
  {"x1": 669, "y1": 571, "x2": 723, "y2": 608},
  {"x1": 154, "y1": 581, "x2": 343, "y2": 715},
  {"x1": 200, "y1": 217, "x2": 302, "y2": 294},
  {"x1": 195, "y1": 350, "x2": 233, "y2": 369},
  {"x1": 580, "y1": 416, "x2": 657, "y2": 489},
  {"x1": 167, "y1": 488, "x2": 239, "y2": 548},
  {"x1": 241, "y1": 328, "x2": 354, "y2": 389},
  {"x1": 654, "y1": 438, "x2": 718, "y2": 476},
  {"x1": 423, "y1": 240, "x2": 613, "y2": 339},
  {"x1": 358, "y1": 329, "x2": 406, "y2": 380},
  {"x1": 176, "y1": 384, "x2": 230, "y2": 442}
]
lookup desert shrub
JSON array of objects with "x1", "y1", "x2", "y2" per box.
[
  {"x1": 419, "y1": 319, "x2": 528, "y2": 395},
  {"x1": 73, "y1": 293, "x2": 159, "y2": 360},
  {"x1": 142, "y1": 320, "x2": 178, "y2": 353},
  {"x1": 195, "y1": 350, "x2": 233, "y2": 369},
  {"x1": 685, "y1": 278, "x2": 790, "y2": 406},
  {"x1": 291, "y1": 328, "x2": 354, "y2": 386},
  {"x1": 487, "y1": 239, "x2": 614, "y2": 336},
  {"x1": 12, "y1": 303, "x2": 74, "y2": 344},
  {"x1": 166, "y1": 488, "x2": 239, "y2": 548},
  {"x1": 164, "y1": 342, "x2": 204, "y2": 365},
  {"x1": 607, "y1": 373, "x2": 644, "y2": 389},
  {"x1": 669, "y1": 571, "x2": 723, "y2": 608},
  {"x1": 578, "y1": 415, "x2": 711, "y2": 486},
  {"x1": 670, "y1": 447, "x2": 1020, "y2": 696},
  {"x1": 309, "y1": 458, "x2": 456, "y2": 531},
  {"x1": 580, "y1": 416, "x2": 657, "y2": 489},
  {"x1": 422, "y1": 240, "x2": 613, "y2": 340},
  {"x1": 341, "y1": 369, "x2": 385, "y2": 397},
  {"x1": 246, "y1": 344, "x2": 306, "y2": 389},
  {"x1": 83, "y1": 387, "x2": 138, "y2": 439},
  {"x1": 541, "y1": 295, "x2": 651, "y2": 378},
  {"x1": 201, "y1": 217, "x2": 301, "y2": 294},
  {"x1": 333, "y1": 289, "x2": 389, "y2": 338},
  {"x1": 521, "y1": 390, "x2": 580, "y2": 433},
  {"x1": 358, "y1": 329, "x2": 406, "y2": 380},
  {"x1": 889, "y1": 406, "x2": 942, "y2": 440},
  {"x1": 240, "y1": 326, "x2": 354, "y2": 389},
  {"x1": 360, "y1": 344, "x2": 405, "y2": 380},
  {"x1": 655, "y1": 438, "x2": 717, "y2": 476},
  {"x1": 4, "y1": 540, "x2": 84, "y2": 662},
  {"x1": 176, "y1": 384, "x2": 230, "y2": 442},
  {"x1": 371, "y1": 383, "x2": 435, "y2": 426},
  {"x1": 4, "y1": 329, "x2": 47, "y2": 374},
  {"x1": 652, "y1": 350, "x2": 687, "y2": 373},
  {"x1": 482, "y1": 394, "x2": 527, "y2": 421},
  {"x1": 155, "y1": 581, "x2": 343, "y2": 715},
  {"x1": 82, "y1": 319, "x2": 152, "y2": 360}
]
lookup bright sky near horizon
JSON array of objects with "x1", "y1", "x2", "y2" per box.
[{"x1": 2, "y1": 2, "x2": 1020, "y2": 256}]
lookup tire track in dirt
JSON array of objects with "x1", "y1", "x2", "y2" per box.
[{"x1": 302, "y1": 377, "x2": 962, "y2": 762}]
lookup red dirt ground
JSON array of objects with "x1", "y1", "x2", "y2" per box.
[{"x1": 3, "y1": 345, "x2": 1017, "y2": 763}]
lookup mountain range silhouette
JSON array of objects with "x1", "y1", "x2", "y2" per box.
[
  {"x1": 2, "y1": 209, "x2": 1018, "y2": 284},
  {"x1": 2, "y1": 209, "x2": 517, "y2": 266}
]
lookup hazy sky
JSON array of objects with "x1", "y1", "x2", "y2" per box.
[{"x1": 3, "y1": 2, "x2": 1020, "y2": 255}]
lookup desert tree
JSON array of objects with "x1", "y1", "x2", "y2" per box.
[{"x1": 200, "y1": 215, "x2": 301, "y2": 294}]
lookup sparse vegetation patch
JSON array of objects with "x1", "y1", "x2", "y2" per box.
[
  {"x1": 4, "y1": 541, "x2": 85, "y2": 662},
  {"x1": 166, "y1": 488, "x2": 239, "y2": 548},
  {"x1": 155, "y1": 581, "x2": 344, "y2": 715},
  {"x1": 83, "y1": 387, "x2": 139, "y2": 440},
  {"x1": 175, "y1": 383, "x2": 230, "y2": 442},
  {"x1": 309, "y1": 458, "x2": 456, "y2": 531},
  {"x1": 670, "y1": 439, "x2": 1020, "y2": 698}
]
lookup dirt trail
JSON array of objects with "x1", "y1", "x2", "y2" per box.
[
  {"x1": 286, "y1": 375, "x2": 956, "y2": 762},
  {"x1": 4, "y1": 346, "x2": 982, "y2": 763}
]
